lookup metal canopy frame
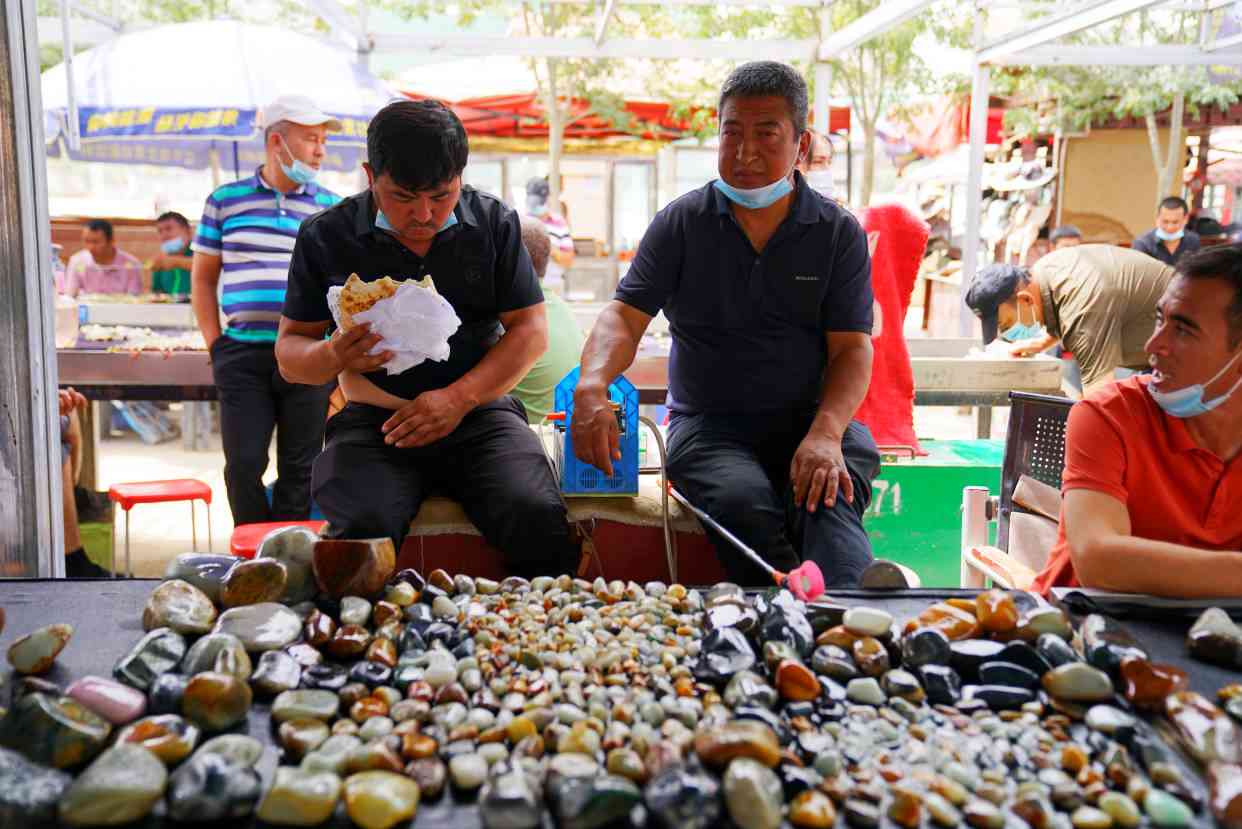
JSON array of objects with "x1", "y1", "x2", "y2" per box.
[{"x1": 959, "y1": 0, "x2": 1242, "y2": 333}]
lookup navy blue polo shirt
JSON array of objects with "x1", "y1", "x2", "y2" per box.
[
  {"x1": 616, "y1": 172, "x2": 873, "y2": 414},
  {"x1": 282, "y1": 186, "x2": 544, "y2": 402}
]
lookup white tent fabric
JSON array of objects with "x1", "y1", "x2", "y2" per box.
[{"x1": 42, "y1": 19, "x2": 394, "y2": 120}]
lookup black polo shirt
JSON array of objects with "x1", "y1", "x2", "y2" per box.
[
  {"x1": 1132, "y1": 228, "x2": 1201, "y2": 267},
  {"x1": 283, "y1": 186, "x2": 543, "y2": 401},
  {"x1": 616, "y1": 172, "x2": 873, "y2": 414}
]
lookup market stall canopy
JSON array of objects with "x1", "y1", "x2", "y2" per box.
[
  {"x1": 41, "y1": 20, "x2": 397, "y2": 173},
  {"x1": 403, "y1": 89, "x2": 851, "y2": 141}
]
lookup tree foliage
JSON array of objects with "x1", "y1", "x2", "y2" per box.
[{"x1": 996, "y1": 7, "x2": 1241, "y2": 205}]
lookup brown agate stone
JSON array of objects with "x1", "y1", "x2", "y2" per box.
[
  {"x1": 311, "y1": 538, "x2": 395, "y2": 598},
  {"x1": 1120, "y1": 657, "x2": 1188, "y2": 712}
]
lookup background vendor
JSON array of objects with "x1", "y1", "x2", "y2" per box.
[
  {"x1": 966, "y1": 245, "x2": 1173, "y2": 396},
  {"x1": 276, "y1": 99, "x2": 578, "y2": 577},
  {"x1": 64, "y1": 219, "x2": 143, "y2": 297},
  {"x1": 510, "y1": 216, "x2": 583, "y2": 424},
  {"x1": 573, "y1": 61, "x2": 881, "y2": 588},
  {"x1": 151, "y1": 211, "x2": 194, "y2": 299},
  {"x1": 1133, "y1": 196, "x2": 1201, "y2": 267},
  {"x1": 1034, "y1": 245, "x2": 1242, "y2": 598}
]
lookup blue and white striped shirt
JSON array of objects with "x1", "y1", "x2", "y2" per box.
[{"x1": 193, "y1": 168, "x2": 340, "y2": 344}]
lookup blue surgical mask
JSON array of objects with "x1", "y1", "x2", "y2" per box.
[
  {"x1": 1148, "y1": 349, "x2": 1242, "y2": 418},
  {"x1": 160, "y1": 238, "x2": 185, "y2": 255},
  {"x1": 713, "y1": 173, "x2": 794, "y2": 210},
  {"x1": 526, "y1": 195, "x2": 548, "y2": 216},
  {"x1": 999, "y1": 301, "x2": 1046, "y2": 343},
  {"x1": 375, "y1": 208, "x2": 458, "y2": 235},
  {"x1": 1155, "y1": 227, "x2": 1185, "y2": 242},
  {"x1": 277, "y1": 136, "x2": 319, "y2": 187}
]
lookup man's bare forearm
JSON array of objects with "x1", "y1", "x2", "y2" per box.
[
  {"x1": 1075, "y1": 534, "x2": 1242, "y2": 598},
  {"x1": 451, "y1": 322, "x2": 545, "y2": 410},
  {"x1": 578, "y1": 304, "x2": 642, "y2": 394},
  {"x1": 275, "y1": 333, "x2": 340, "y2": 386},
  {"x1": 811, "y1": 341, "x2": 873, "y2": 439}
]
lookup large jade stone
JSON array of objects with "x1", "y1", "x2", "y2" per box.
[
  {"x1": 257, "y1": 525, "x2": 320, "y2": 604},
  {"x1": 7, "y1": 623, "x2": 73, "y2": 675},
  {"x1": 113, "y1": 627, "x2": 186, "y2": 690},
  {"x1": 212, "y1": 603, "x2": 302, "y2": 652},
  {"x1": 142, "y1": 580, "x2": 217, "y2": 636},
  {"x1": 57, "y1": 744, "x2": 167, "y2": 826},
  {"x1": 0, "y1": 693, "x2": 111, "y2": 769}
]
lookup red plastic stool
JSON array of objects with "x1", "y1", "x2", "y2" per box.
[
  {"x1": 108, "y1": 479, "x2": 212, "y2": 577},
  {"x1": 230, "y1": 520, "x2": 327, "y2": 559}
]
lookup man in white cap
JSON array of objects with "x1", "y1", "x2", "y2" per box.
[{"x1": 190, "y1": 94, "x2": 343, "y2": 525}]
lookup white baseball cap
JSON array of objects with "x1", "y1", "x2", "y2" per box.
[{"x1": 260, "y1": 95, "x2": 342, "y2": 131}]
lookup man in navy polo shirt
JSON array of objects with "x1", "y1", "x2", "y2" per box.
[
  {"x1": 572, "y1": 61, "x2": 881, "y2": 587},
  {"x1": 276, "y1": 100, "x2": 577, "y2": 576}
]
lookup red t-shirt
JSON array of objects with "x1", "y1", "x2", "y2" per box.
[{"x1": 1033, "y1": 375, "x2": 1242, "y2": 593}]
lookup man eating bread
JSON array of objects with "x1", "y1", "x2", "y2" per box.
[{"x1": 276, "y1": 99, "x2": 579, "y2": 576}]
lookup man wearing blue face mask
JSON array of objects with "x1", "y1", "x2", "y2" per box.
[
  {"x1": 191, "y1": 94, "x2": 342, "y2": 525},
  {"x1": 1033, "y1": 245, "x2": 1242, "y2": 598},
  {"x1": 1133, "y1": 196, "x2": 1201, "y2": 267},
  {"x1": 572, "y1": 61, "x2": 882, "y2": 588},
  {"x1": 965, "y1": 246, "x2": 1173, "y2": 396},
  {"x1": 151, "y1": 212, "x2": 193, "y2": 299},
  {"x1": 276, "y1": 100, "x2": 577, "y2": 577}
]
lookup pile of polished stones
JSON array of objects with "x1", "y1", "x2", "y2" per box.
[{"x1": 0, "y1": 530, "x2": 1239, "y2": 828}]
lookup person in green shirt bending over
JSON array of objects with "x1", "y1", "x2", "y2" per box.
[
  {"x1": 511, "y1": 216, "x2": 585, "y2": 423},
  {"x1": 151, "y1": 211, "x2": 194, "y2": 299}
]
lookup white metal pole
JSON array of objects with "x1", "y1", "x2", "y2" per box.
[
  {"x1": 59, "y1": 0, "x2": 80, "y2": 151},
  {"x1": 961, "y1": 60, "x2": 990, "y2": 337},
  {"x1": 813, "y1": 63, "x2": 831, "y2": 135}
]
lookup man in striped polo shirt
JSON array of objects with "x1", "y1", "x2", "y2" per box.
[{"x1": 190, "y1": 95, "x2": 342, "y2": 525}]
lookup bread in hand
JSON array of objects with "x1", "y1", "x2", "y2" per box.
[{"x1": 337, "y1": 273, "x2": 437, "y2": 330}]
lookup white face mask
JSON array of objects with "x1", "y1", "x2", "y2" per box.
[{"x1": 806, "y1": 170, "x2": 834, "y2": 200}]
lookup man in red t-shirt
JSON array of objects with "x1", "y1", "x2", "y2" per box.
[{"x1": 1034, "y1": 245, "x2": 1242, "y2": 598}]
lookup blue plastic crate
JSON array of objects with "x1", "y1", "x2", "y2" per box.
[{"x1": 553, "y1": 368, "x2": 639, "y2": 497}]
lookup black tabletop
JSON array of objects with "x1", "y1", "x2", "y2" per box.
[{"x1": 0, "y1": 580, "x2": 1234, "y2": 828}]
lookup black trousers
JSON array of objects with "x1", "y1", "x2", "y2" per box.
[
  {"x1": 312, "y1": 396, "x2": 578, "y2": 577},
  {"x1": 667, "y1": 409, "x2": 881, "y2": 589},
  {"x1": 210, "y1": 336, "x2": 332, "y2": 525}
]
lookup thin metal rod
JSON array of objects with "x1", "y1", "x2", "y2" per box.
[
  {"x1": 191, "y1": 501, "x2": 197, "y2": 551},
  {"x1": 124, "y1": 509, "x2": 131, "y2": 578},
  {"x1": 667, "y1": 486, "x2": 777, "y2": 577}
]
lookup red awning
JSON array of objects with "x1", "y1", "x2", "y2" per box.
[
  {"x1": 894, "y1": 97, "x2": 1004, "y2": 157},
  {"x1": 402, "y1": 89, "x2": 850, "y2": 141}
]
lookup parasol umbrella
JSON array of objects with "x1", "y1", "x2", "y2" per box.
[{"x1": 41, "y1": 19, "x2": 396, "y2": 176}]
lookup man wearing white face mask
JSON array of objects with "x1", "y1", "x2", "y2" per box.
[
  {"x1": 1133, "y1": 196, "x2": 1201, "y2": 267},
  {"x1": 524, "y1": 177, "x2": 575, "y2": 295},
  {"x1": 965, "y1": 246, "x2": 1173, "y2": 396},
  {"x1": 797, "y1": 129, "x2": 835, "y2": 201},
  {"x1": 191, "y1": 94, "x2": 342, "y2": 525},
  {"x1": 572, "y1": 61, "x2": 881, "y2": 588},
  {"x1": 1032, "y1": 245, "x2": 1242, "y2": 598}
]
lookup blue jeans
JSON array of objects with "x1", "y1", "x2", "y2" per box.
[{"x1": 667, "y1": 409, "x2": 880, "y2": 588}]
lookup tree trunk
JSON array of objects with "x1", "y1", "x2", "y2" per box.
[
  {"x1": 1145, "y1": 91, "x2": 1187, "y2": 207},
  {"x1": 860, "y1": 120, "x2": 877, "y2": 208},
  {"x1": 1145, "y1": 112, "x2": 1165, "y2": 207},
  {"x1": 544, "y1": 58, "x2": 564, "y2": 214},
  {"x1": 1162, "y1": 90, "x2": 1186, "y2": 202}
]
